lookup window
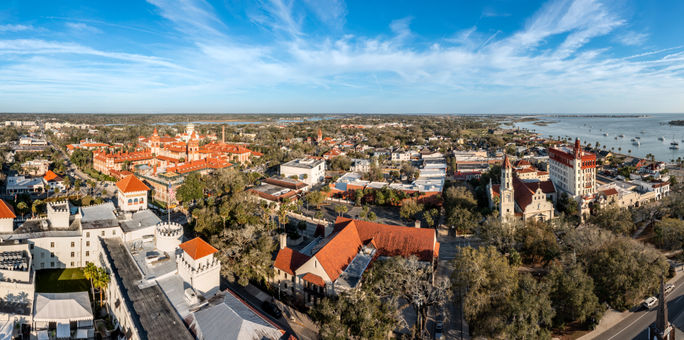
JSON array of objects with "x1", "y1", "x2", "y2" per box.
[
  {"x1": 112, "y1": 230, "x2": 116, "y2": 235},
  {"x1": 50, "y1": 262, "x2": 54, "y2": 268},
  {"x1": 70, "y1": 262, "x2": 75, "y2": 267},
  {"x1": 50, "y1": 252, "x2": 54, "y2": 258},
  {"x1": 128, "y1": 199, "x2": 132, "y2": 204},
  {"x1": 30, "y1": 244, "x2": 34, "y2": 250},
  {"x1": 71, "y1": 242, "x2": 75, "y2": 247},
  {"x1": 71, "y1": 252, "x2": 75, "y2": 257},
  {"x1": 101, "y1": 231, "x2": 105, "y2": 236},
  {"x1": 86, "y1": 251, "x2": 90, "y2": 257},
  {"x1": 86, "y1": 232, "x2": 90, "y2": 237},
  {"x1": 86, "y1": 241, "x2": 90, "y2": 247},
  {"x1": 50, "y1": 242, "x2": 55, "y2": 248},
  {"x1": 41, "y1": 253, "x2": 45, "y2": 258}
]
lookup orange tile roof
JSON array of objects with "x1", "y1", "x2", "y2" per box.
[
  {"x1": 600, "y1": 188, "x2": 619, "y2": 196},
  {"x1": 314, "y1": 223, "x2": 363, "y2": 281},
  {"x1": 274, "y1": 248, "x2": 311, "y2": 276},
  {"x1": 302, "y1": 273, "x2": 325, "y2": 287},
  {"x1": 43, "y1": 170, "x2": 59, "y2": 182},
  {"x1": 335, "y1": 217, "x2": 438, "y2": 261},
  {"x1": 116, "y1": 174, "x2": 150, "y2": 193},
  {"x1": 179, "y1": 237, "x2": 218, "y2": 260},
  {"x1": 0, "y1": 199, "x2": 16, "y2": 219}
]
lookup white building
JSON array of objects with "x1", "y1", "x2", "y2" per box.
[
  {"x1": 5, "y1": 175, "x2": 44, "y2": 195},
  {"x1": 280, "y1": 158, "x2": 325, "y2": 186},
  {"x1": 391, "y1": 151, "x2": 411, "y2": 162},
  {"x1": 116, "y1": 174, "x2": 150, "y2": 212},
  {"x1": 350, "y1": 159, "x2": 371, "y2": 173},
  {"x1": 177, "y1": 237, "x2": 221, "y2": 297},
  {"x1": 548, "y1": 138, "x2": 597, "y2": 199}
]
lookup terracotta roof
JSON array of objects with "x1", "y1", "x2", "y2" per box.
[
  {"x1": 600, "y1": 188, "x2": 619, "y2": 196},
  {"x1": 116, "y1": 174, "x2": 150, "y2": 193},
  {"x1": 515, "y1": 167, "x2": 537, "y2": 174},
  {"x1": 0, "y1": 199, "x2": 16, "y2": 219},
  {"x1": 503, "y1": 154, "x2": 512, "y2": 169},
  {"x1": 302, "y1": 273, "x2": 325, "y2": 287},
  {"x1": 491, "y1": 184, "x2": 500, "y2": 197},
  {"x1": 335, "y1": 217, "x2": 438, "y2": 261},
  {"x1": 179, "y1": 237, "x2": 218, "y2": 260},
  {"x1": 516, "y1": 159, "x2": 531, "y2": 167},
  {"x1": 274, "y1": 248, "x2": 310, "y2": 276},
  {"x1": 314, "y1": 223, "x2": 363, "y2": 281},
  {"x1": 43, "y1": 170, "x2": 60, "y2": 182},
  {"x1": 512, "y1": 176, "x2": 555, "y2": 211}
]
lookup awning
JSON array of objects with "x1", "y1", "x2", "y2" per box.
[
  {"x1": 37, "y1": 330, "x2": 49, "y2": 340},
  {"x1": 57, "y1": 323, "x2": 70, "y2": 338},
  {"x1": 0, "y1": 320, "x2": 13, "y2": 340},
  {"x1": 33, "y1": 292, "x2": 93, "y2": 322},
  {"x1": 75, "y1": 329, "x2": 89, "y2": 339}
]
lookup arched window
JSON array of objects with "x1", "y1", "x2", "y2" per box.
[
  {"x1": 128, "y1": 199, "x2": 132, "y2": 204},
  {"x1": 134, "y1": 198, "x2": 139, "y2": 204}
]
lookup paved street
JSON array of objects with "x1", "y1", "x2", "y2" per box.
[{"x1": 590, "y1": 272, "x2": 684, "y2": 340}]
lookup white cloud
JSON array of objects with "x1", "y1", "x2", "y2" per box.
[
  {"x1": 617, "y1": 30, "x2": 648, "y2": 46},
  {"x1": 65, "y1": 22, "x2": 102, "y2": 34},
  {"x1": 0, "y1": 24, "x2": 33, "y2": 32},
  {"x1": 0, "y1": 0, "x2": 683, "y2": 113}
]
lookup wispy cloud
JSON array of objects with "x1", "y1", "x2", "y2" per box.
[
  {"x1": 617, "y1": 30, "x2": 649, "y2": 46},
  {"x1": 0, "y1": 0, "x2": 682, "y2": 113},
  {"x1": 0, "y1": 24, "x2": 33, "y2": 32}
]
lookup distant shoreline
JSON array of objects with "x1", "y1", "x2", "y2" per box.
[{"x1": 669, "y1": 120, "x2": 684, "y2": 126}]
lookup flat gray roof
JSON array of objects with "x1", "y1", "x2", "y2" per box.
[{"x1": 101, "y1": 238, "x2": 193, "y2": 340}]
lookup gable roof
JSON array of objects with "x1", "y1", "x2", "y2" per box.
[
  {"x1": 191, "y1": 290, "x2": 283, "y2": 340},
  {"x1": 179, "y1": 237, "x2": 218, "y2": 260},
  {"x1": 0, "y1": 199, "x2": 16, "y2": 219},
  {"x1": 313, "y1": 224, "x2": 363, "y2": 281},
  {"x1": 43, "y1": 170, "x2": 61, "y2": 182},
  {"x1": 273, "y1": 248, "x2": 310, "y2": 276},
  {"x1": 335, "y1": 217, "x2": 438, "y2": 261},
  {"x1": 116, "y1": 174, "x2": 150, "y2": 193}
]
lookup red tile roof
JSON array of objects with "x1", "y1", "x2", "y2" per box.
[
  {"x1": 116, "y1": 174, "x2": 150, "y2": 193},
  {"x1": 179, "y1": 237, "x2": 218, "y2": 260},
  {"x1": 43, "y1": 170, "x2": 60, "y2": 182},
  {"x1": 0, "y1": 199, "x2": 16, "y2": 219},
  {"x1": 600, "y1": 188, "x2": 619, "y2": 196},
  {"x1": 335, "y1": 217, "x2": 438, "y2": 261},
  {"x1": 302, "y1": 273, "x2": 325, "y2": 287},
  {"x1": 274, "y1": 248, "x2": 310, "y2": 276},
  {"x1": 314, "y1": 223, "x2": 363, "y2": 281}
]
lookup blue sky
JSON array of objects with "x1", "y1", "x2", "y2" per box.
[{"x1": 1, "y1": 0, "x2": 683, "y2": 113}]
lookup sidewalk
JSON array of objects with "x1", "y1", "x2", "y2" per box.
[{"x1": 578, "y1": 269, "x2": 684, "y2": 340}]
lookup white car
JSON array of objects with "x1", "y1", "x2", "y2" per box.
[
  {"x1": 665, "y1": 283, "x2": 675, "y2": 295},
  {"x1": 643, "y1": 296, "x2": 658, "y2": 309}
]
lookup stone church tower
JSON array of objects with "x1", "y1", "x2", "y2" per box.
[{"x1": 500, "y1": 154, "x2": 515, "y2": 222}]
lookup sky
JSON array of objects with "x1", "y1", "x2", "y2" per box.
[{"x1": 1, "y1": 0, "x2": 683, "y2": 114}]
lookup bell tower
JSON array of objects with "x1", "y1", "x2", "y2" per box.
[{"x1": 499, "y1": 154, "x2": 515, "y2": 222}]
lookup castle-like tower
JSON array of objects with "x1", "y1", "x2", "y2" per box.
[
  {"x1": 500, "y1": 154, "x2": 515, "y2": 222},
  {"x1": 187, "y1": 131, "x2": 200, "y2": 161},
  {"x1": 150, "y1": 127, "x2": 160, "y2": 155}
]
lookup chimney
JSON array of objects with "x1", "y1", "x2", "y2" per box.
[
  {"x1": 278, "y1": 233, "x2": 287, "y2": 250},
  {"x1": 414, "y1": 220, "x2": 421, "y2": 228}
]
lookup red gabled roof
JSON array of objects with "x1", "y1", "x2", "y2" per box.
[
  {"x1": 274, "y1": 247, "x2": 311, "y2": 276},
  {"x1": 43, "y1": 170, "x2": 59, "y2": 182},
  {"x1": 116, "y1": 174, "x2": 150, "y2": 193},
  {"x1": 302, "y1": 273, "x2": 325, "y2": 287},
  {"x1": 334, "y1": 217, "x2": 438, "y2": 261},
  {"x1": 314, "y1": 224, "x2": 363, "y2": 281},
  {"x1": 179, "y1": 237, "x2": 218, "y2": 260},
  {"x1": 0, "y1": 199, "x2": 16, "y2": 219}
]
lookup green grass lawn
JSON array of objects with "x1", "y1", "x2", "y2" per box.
[{"x1": 35, "y1": 268, "x2": 91, "y2": 294}]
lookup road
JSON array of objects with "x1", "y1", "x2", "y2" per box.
[{"x1": 594, "y1": 273, "x2": 684, "y2": 340}]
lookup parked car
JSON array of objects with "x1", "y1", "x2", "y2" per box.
[
  {"x1": 665, "y1": 283, "x2": 675, "y2": 295},
  {"x1": 643, "y1": 296, "x2": 658, "y2": 309},
  {"x1": 262, "y1": 301, "x2": 283, "y2": 319}
]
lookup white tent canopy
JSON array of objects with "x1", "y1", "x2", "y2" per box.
[
  {"x1": 33, "y1": 292, "x2": 93, "y2": 322},
  {"x1": 0, "y1": 319, "x2": 13, "y2": 340}
]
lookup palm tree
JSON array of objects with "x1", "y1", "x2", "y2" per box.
[
  {"x1": 16, "y1": 202, "x2": 28, "y2": 218},
  {"x1": 334, "y1": 204, "x2": 348, "y2": 217},
  {"x1": 83, "y1": 262, "x2": 98, "y2": 300},
  {"x1": 93, "y1": 268, "x2": 110, "y2": 307},
  {"x1": 31, "y1": 199, "x2": 43, "y2": 218}
]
